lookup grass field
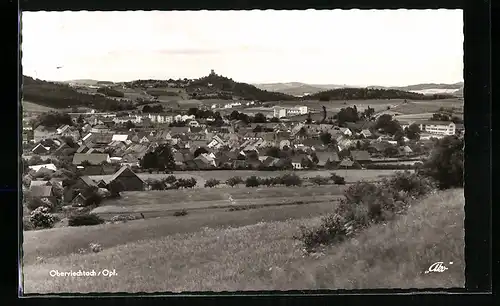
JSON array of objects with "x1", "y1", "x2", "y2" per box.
[
  {"x1": 22, "y1": 189, "x2": 464, "y2": 292},
  {"x1": 91, "y1": 185, "x2": 346, "y2": 216},
  {"x1": 89, "y1": 169, "x2": 397, "y2": 188},
  {"x1": 22, "y1": 101, "x2": 59, "y2": 113}
]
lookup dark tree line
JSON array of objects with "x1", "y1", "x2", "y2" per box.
[
  {"x1": 311, "y1": 87, "x2": 456, "y2": 101},
  {"x1": 23, "y1": 76, "x2": 136, "y2": 111},
  {"x1": 34, "y1": 112, "x2": 73, "y2": 128},
  {"x1": 96, "y1": 87, "x2": 125, "y2": 98},
  {"x1": 142, "y1": 105, "x2": 165, "y2": 113}
]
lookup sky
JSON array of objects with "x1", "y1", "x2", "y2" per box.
[{"x1": 21, "y1": 10, "x2": 463, "y2": 87}]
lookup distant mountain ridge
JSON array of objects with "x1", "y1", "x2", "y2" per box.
[{"x1": 254, "y1": 82, "x2": 464, "y2": 97}]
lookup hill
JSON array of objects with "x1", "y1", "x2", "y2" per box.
[
  {"x1": 22, "y1": 189, "x2": 464, "y2": 292},
  {"x1": 22, "y1": 76, "x2": 135, "y2": 111},
  {"x1": 253, "y1": 82, "x2": 346, "y2": 97},
  {"x1": 125, "y1": 73, "x2": 298, "y2": 102},
  {"x1": 307, "y1": 87, "x2": 457, "y2": 101},
  {"x1": 255, "y1": 82, "x2": 464, "y2": 97}
]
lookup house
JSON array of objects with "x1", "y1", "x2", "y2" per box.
[
  {"x1": 30, "y1": 185, "x2": 56, "y2": 202},
  {"x1": 400, "y1": 145, "x2": 413, "y2": 155},
  {"x1": 72, "y1": 176, "x2": 98, "y2": 191},
  {"x1": 70, "y1": 193, "x2": 87, "y2": 207},
  {"x1": 112, "y1": 134, "x2": 129, "y2": 142},
  {"x1": 315, "y1": 152, "x2": 340, "y2": 167},
  {"x1": 291, "y1": 156, "x2": 305, "y2": 170},
  {"x1": 360, "y1": 129, "x2": 372, "y2": 138},
  {"x1": 105, "y1": 166, "x2": 145, "y2": 191},
  {"x1": 91, "y1": 124, "x2": 110, "y2": 133},
  {"x1": 72, "y1": 153, "x2": 110, "y2": 165},
  {"x1": 33, "y1": 125, "x2": 57, "y2": 143},
  {"x1": 339, "y1": 127, "x2": 353, "y2": 137},
  {"x1": 30, "y1": 180, "x2": 51, "y2": 189},
  {"x1": 188, "y1": 120, "x2": 200, "y2": 127},
  {"x1": 414, "y1": 120, "x2": 457, "y2": 136},
  {"x1": 31, "y1": 143, "x2": 51, "y2": 155},
  {"x1": 350, "y1": 150, "x2": 372, "y2": 164},
  {"x1": 338, "y1": 158, "x2": 355, "y2": 168},
  {"x1": 28, "y1": 163, "x2": 57, "y2": 172}
]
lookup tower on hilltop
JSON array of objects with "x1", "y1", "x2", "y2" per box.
[{"x1": 210, "y1": 69, "x2": 215, "y2": 76}]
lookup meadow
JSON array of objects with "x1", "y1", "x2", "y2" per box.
[
  {"x1": 22, "y1": 188, "x2": 464, "y2": 293},
  {"x1": 91, "y1": 185, "x2": 346, "y2": 216},
  {"x1": 22, "y1": 101, "x2": 59, "y2": 113},
  {"x1": 90, "y1": 169, "x2": 398, "y2": 188}
]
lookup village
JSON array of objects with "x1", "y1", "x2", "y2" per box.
[{"x1": 21, "y1": 100, "x2": 464, "y2": 214}]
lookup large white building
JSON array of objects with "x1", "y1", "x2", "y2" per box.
[
  {"x1": 402, "y1": 120, "x2": 460, "y2": 136},
  {"x1": 273, "y1": 105, "x2": 308, "y2": 118}
]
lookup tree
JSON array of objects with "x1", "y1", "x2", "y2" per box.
[
  {"x1": 306, "y1": 112, "x2": 312, "y2": 124},
  {"x1": 270, "y1": 117, "x2": 280, "y2": 123},
  {"x1": 394, "y1": 130, "x2": 405, "y2": 146},
  {"x1": 383, "y1": 146, "x2": 399, "y2": 157},
  {"x1": 125, "y1": 120, "x2": 136, "y2": 129},
  {"x1": 320, "y1": 132, "x2": 332, "y2": 145},
  {"x1": 266, "y1": 147, "x2": 281, "y2": 158},
  {"x1": 77, "y1": 115, "x2": 85, "y2": 125},
  {"x1": 405, "y1": 123, "x2": 421, "y2": 140},
  {"x1": 375, "y1": 114, "x2": 402, "y2": 135},
  {"x1": 140, "y1": 152, "x2": 158, "y2": 169},
  {"x1": 311, "y1": 153, "x2": 319, "y2": 164},
  {"x1": 421, "y1": 135, "x2": 463, "y2": 189},
  {"x1": 337, "y1": 107, "x2": 359, "y2": 125},
  {"x1": 253, "y1": 113, "x2": 267, "y2": 123},
  {"x1": 321, "y1": 106, "x2": 327, "y2": 123},
  {"x1": 194, "y1": 147, "x2": 209, "y2": 158},
  {"x1": 35, "y1": 112, "x2": 73, "y2": 128},
  {"x1": 156, "y1": 144, "x2": 175, "y2": 171}
]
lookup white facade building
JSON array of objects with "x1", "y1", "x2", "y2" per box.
[{"x1": 273, "y1": 105, "x2": 308, "y2": 118}]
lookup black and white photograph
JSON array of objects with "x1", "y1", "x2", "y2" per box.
[{"x1": 20, "y1": 9, "x2": 465, "y2": 293}]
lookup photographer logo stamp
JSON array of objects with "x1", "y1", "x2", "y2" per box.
[{"x1": 424, "y1": 262, "x2": 453, "y2": 274}]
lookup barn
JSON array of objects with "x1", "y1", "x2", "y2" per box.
[{"x1": 106, "y1": 166, "x2": 145, "y2": 191}]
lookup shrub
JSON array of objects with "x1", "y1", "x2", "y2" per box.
[
  {"x1": 148, "y1": 179, "x2": 165, "y2": 190},
  {"x1": 175, "y1": 177, "x2": 197, "y2": 189},
  {"x1": 330, "y1": 172, "x2": 346, "y2": 185},
  {"x1": 297, "y1": 213, "x2": 348, "y2": 250},
  {"x1": 163, "y1": 175, "x2": 177, "y2": 184},
  {"x1": 309, "y1": 176, "x2": 330, "y2": 185},
  {"x1": 226, "y1": 176, "x2": 243, "y2": 187},
  {"x1": 29, "y1": 206, "x2": 56, "y2": 229},
  {"x1": 173, "y1": 209, "x2": 188, "y2": 216},
  {"x1": 23, "y1": 217, "x2": 35, "y2": 231},
  {"x1": 68, "y1": 214, "x2": 105, "y2": 227},
  {"x1": 204, "y1": 178, "x2": 220, "y2": 188},
  {"x1": 245, "y1": 176, "x2": 260, "y2": 187},
  {"x1": 384, "y1": 170, "x2": 437, "y2": 197},
  {"x1": 259, "y1": 177, "x2": 274, "y2": 187},
  {"x1": 280, "y1": 173, "x2": 302, "y2": 186},
  {"x1": 421, "y1": 135, "x2": 464, "y2": 189},
  {"x1": 25, "y1": 196, "x2": 48, "y2": 211}
]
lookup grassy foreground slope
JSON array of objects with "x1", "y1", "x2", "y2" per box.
[{"x1": 22, "y1": 189, "x2": 464, "y2": 293}]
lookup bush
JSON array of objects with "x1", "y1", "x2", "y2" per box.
[
  {"x1": 29, "y1": 206, "x2": 56, "y2": 229},
  {"x1": 25, "y1": 196, "x2": 50, "y2": 211},
  {"x1": 279, "y1": 173, "x2": 302, "y2": 186},
  {"x1": 259, "y1": 177, "x2": 274, "y2": 187},
  {"x1": 148, "y1": 179, "x2": 165, "y2": 190},
  {"x1": 330, "y1": 172, "x2": 345, "y2": 185},
  {"x1": 175, "y1": 177, "x2": 197, "y2": 189},
  {"x1": 297, "y1": 213, "x2": 348, "y2": 250},
  {"x1": 309, "y1": 176, "x2": 330, "y2": 185},
  {"x1": 384, "y1": 170, "x2": 437, "y2": 197},
  {"x1": 204, "y1": 178, "x2": 220, "y2": 188},
  {"x1": 23, "y1": 217, "x2": 35, "y2": 231},
  {"x1": 68, "y1": 213, "x2": 105, "y2": 227},
  {"x1": 163, "y1": 175, "x2": 177, "y2": 184},
  {"x1": 421, "y1": 135, "x2": 464, "y2": 189},
  {"x1": 173, "y1": 209, "x2": 188, "y2": 217},
  {"x1": 245, "y1": 176, "x2": 260, "y2": 187},
  {"x1": 226, "y1": 176, "x2": 243, "y2": 187}
]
